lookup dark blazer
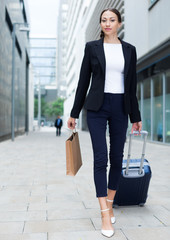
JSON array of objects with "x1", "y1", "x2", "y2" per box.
[
  {"x1": 55, "y1": 118, "x2": 63, "y2": 128},
  {"x1": 70, "y1": 37, "x2": 141, "y2": 123}
]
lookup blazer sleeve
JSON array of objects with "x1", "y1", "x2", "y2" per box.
[
  {"x1": 129, "y1": 47, "x2": 141, "y2": 123},
  {"x1": 70, "y1": 43, "x2": 92, "y2": 118}
]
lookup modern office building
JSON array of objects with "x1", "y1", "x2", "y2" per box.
[
  {"x1": 57, "y1": 0, "x2": 68, "y2": 99},
  {"x1": 28, "y1": 64, "x2": 34, "y2": 131},
  {"x1": 62, "y1": 0, "x2": 170, "y2": 144},
  {"x1": 130, "y1": 0, "x2": 170, "y2": 144},
  {"x1": 29, "y1": 37, "x2": 58, "y2": 122},
  {"x1": 0, "y1": 0, "x2": 32, "y2": 141},
  {"x1": 30, "y1": 37, "x2": 57, "y2": 86}
]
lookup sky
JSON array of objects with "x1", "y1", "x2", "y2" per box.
[{"x1": 27, "y1": 0, "x2": 60, "y2": 38}]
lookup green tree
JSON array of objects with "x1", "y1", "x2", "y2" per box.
[
  {"x1": 45, "y1": 98, "x2": 64, "y2": 117},
  {"x1": 34, "y1": 97, "x2": 47, "y2": 118},
  {"x1": 34, "y1": 98, "x2": 38, "y2": 118}
]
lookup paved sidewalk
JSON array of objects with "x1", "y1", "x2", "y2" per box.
[{"x1": 0, "y1": 127, "x2": 170, "y2": 240}]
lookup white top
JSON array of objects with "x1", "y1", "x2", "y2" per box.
[{"x1": 103, "y1": 43, "x2": 125, "y2": 94}]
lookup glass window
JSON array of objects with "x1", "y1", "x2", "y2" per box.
[
  {"x1": 127, "y1": 82, "x2": 141, "y2": 135},
  {"x1": 30, "y1": 58, "x2": 56, "y2": 67},
  {"x1": 35, "y1": 67, "x2": 56, "y2": 77},
  {"x1": 34, "y1": 76, "x2": 56, "y2": 85},
  {"x1": 143, "y1": 79, "x2": 151, "y2": 139},
  {"x1": 30, "y1": 48, "x2": 56, "y2": 58},
  {"x1": 165, "y1": 70, "x2": 170, "y2": 143},
  {"x1": 137, "y1": 82, "x2": 141, "y2": 112},
  {"x1": 30, "y1": 39, "x2": 56, "y2": 48},
  {"x1": 153, "y1": 74, "x2": 163, "y2": 142}
]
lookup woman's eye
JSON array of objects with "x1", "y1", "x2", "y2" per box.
[{"x1": 101, "y1": 19, "x2": 115, "y2": 23}]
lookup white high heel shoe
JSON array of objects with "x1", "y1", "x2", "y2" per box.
[
  {"x1": 107, "y1": 199, "x2": 116, "y2": 224},
  {"x1": 101, "y1": 208, "x2": 114, "y2": 238}
]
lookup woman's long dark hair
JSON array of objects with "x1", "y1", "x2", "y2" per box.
[{"x1": 100, "y1": 8, "x2": 122, "y2": 38}]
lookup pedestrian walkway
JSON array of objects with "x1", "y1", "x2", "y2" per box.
[{"x1": 0, "y1": 127, "x2": 170, "y2": 240}]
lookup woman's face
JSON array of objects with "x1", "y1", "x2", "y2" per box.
[{"x1": 100, "y1": 10, "x2": 121, "y2": 37}]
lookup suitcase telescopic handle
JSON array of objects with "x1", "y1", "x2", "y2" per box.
[{"x1": 125, "y1": 130, "x2": 148, "y2": 175}]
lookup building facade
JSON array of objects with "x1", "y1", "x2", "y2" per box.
[
  {"x1": 62, "y1": 0, "x2": 170, "y2": 144},
  {"x1": 29, "y1": 37, "x2": 58, "y2": 123},
  {"x1": 121, "y1": 0, "x2": 170, "y2": 144},
  {"x1": 0, "y1": 0, "x2": 31, "y2": 141},
  {"x1": 30, "y1": 38, "x2": 57, "y2": 87},
  {"x1": 57, "y1": 0, "x2": 68, "y2": 99}
]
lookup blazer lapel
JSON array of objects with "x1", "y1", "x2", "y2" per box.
[
  {"x1": 94, "y1": 38, "x2": 106, "y2": 74},
  {"x1": 119, "y1": 37, "x2": 131, "y2": 84},
  {"x1": 94, "y1": 37, "x2": 132, "y2": 85}
]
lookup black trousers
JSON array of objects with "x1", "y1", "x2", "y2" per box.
[
  {"x1": 56, "y1": 127, "x2": 61, "y2": 136},
  {"x1": 87, "y1": 93, "x2": 128, "y2": 197}
]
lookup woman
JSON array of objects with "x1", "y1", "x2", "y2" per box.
[{"x1": 67, "y1": 8, "x2": 142, "y2": 238}]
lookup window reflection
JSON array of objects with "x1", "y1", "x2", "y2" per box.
[
  {"x1": 165, "y1": 71, "x2": 170, "y2": 143},
  {"x1": 143, "y1": 79, "x2": 151, "y2": 139},
  {"x1": 153, "y1": 75, "x2": 163, "y2": 142},
  {"x1": 137, "y1": 82, "x2": 141, "y2": 112}
]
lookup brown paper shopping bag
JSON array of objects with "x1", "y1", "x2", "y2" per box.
[{"x1": 66, "y1": 131, "x2": 82, "y2": 176}]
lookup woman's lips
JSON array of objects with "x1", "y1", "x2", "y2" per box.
[{"x1": 105, "y1": 28, "x2": 112, "y2": 31}]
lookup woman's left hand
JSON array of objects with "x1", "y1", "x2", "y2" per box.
[{"x1": 131, "y1": 121, "x2": 142, "y2": 134}]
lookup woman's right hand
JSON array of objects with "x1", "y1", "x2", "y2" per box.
[{"x1": 67, "y1": 117, "x2": 76, "y2": 130}]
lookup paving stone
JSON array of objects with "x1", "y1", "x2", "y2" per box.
[
  {"x1": 83, "y1": 199, "x2": 100, "y2": 209},
  {"x1": 24, "y1": 219, "x2": 94, "y2": 233},
  {"x1": 47, "y1": 208, "x2": 100, "y2": 220},
  {"x1": 47, "y1": 192, "x2": 80, "y2": 202},
  {"x1": 28, "y1": 201, "x2": 85, "y2": 211},
  {"x1": 148, "y1": 205, "x2": 170, "y2": 226},
  {"x1": 163, "y1": 204, "x2": 170, "y2": 212},
  {"x1": 0, "y1": 203, "x2": 28, "y2": 212},
  {"x1": 123, "y1": 227, "x2": 170, "y2": 240},
  {"x1": 49, "y1": 229, "x2": 127, "y2": 240},
  {"x1": 0, "y1": 233, "x2": 47, "y2": 240},
  {"x1": 0, "y1": 128, "x2": 170, "y2": 237},
  {"x1": 28, "y1": 196, "x2": 47, "y2": 204},
  {"x1": 0, "y1": 222, "x2": 24, "y2": 234}
]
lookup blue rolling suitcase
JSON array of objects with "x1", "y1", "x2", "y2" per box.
[{"x1": 113, "y1": 131, "x2": 152, "y2": 207}]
